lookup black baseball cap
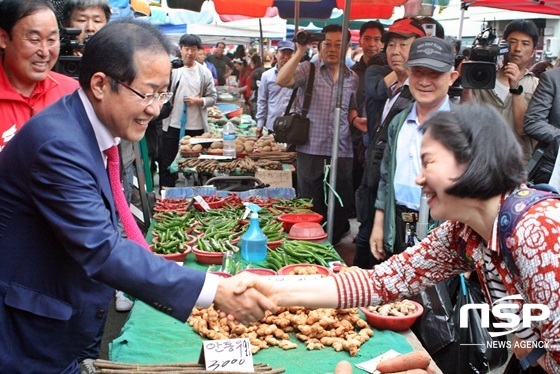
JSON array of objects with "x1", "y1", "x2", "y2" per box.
[{"x1": 403, "y1": 36, "x2": 455, "y2": 72}]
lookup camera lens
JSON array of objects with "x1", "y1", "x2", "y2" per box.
[
  {"x1": 470, "y1": 66, "x2": 492, "y2": 86},
  {"x1": 461, "y1": 61, "x2": 496, "y2": 89}
]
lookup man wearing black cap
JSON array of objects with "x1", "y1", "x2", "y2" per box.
[
  {"x1": 256, "y1": 40, "x2": 295, "y2": 137},
  {"x1": 370, "y1": 36, "x2": 459, "y2": 261},
  {"x1": 353, "y1": 17, "x2": 425, "y2": 269}
]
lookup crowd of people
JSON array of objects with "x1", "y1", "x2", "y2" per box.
[{"x1": 1, "y1": 0, "x2": 560, "y2": 372}]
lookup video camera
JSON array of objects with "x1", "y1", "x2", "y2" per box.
[
  {"x1": 461, "y1": 26, "x2": 509, "y2": 89},
  {"x1": 54, "y1": 27, "x2": 84, "y2": 79},
  {"x1": 293, "y1": 30, "x2": 325, "y2": 45}
]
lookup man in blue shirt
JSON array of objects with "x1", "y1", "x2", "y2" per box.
[
  {"x1": 256, "y1": 40, "x2": 295, "y2": 137},
  {"x1": 371, "y1": 36, "x2": 459, "y2": 260},
  {"x1": 196, "y1": 48, "x2": 218, "y2": 86}
]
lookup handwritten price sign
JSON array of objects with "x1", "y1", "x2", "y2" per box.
[{"x1": 202, "y1": 338, "x2": 254, "y2": 372}]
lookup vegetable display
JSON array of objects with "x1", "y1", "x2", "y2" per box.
[
  {"x1": 265, "y1": 240, "x2": 343, "y2": 270},
  {"x1": 188, "y1": 305, "x2": 373, "y2": 356},
  {"x1": 376, "y1": 351, "x2": 432, "y2": 373},
  {"x1": 366, "y1": 300, "x2": 417, "y2": 317}
]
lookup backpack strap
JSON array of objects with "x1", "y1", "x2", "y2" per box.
[{"x1": 498, "y1": 187, "x2": 560, "y2": 280}]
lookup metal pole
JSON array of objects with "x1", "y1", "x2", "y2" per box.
[
  {"x1": 294, "y1": 0, "x2": 300, "y2": 32},
  {"x1": 259, "y1": 19, "x2": 264, "y2": 59},
  {"x1": 326, "y1": 0, "x2": 351, "y2": 243},
  {"x1": 457, "y1": 2, "x2": 466, "y2": 41}
]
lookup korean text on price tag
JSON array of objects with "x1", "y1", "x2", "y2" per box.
[{"x1": 202, "y1": 338, "x2": 254, "y2": 372}]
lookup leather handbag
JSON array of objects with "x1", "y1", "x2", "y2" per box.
[{"x1": 273, "y1": 64, "x2": 315, "y2": 145}]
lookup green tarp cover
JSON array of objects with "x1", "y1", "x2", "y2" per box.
[{"x1": 110, "y1": 260, "x2": 413, "y2": 372}]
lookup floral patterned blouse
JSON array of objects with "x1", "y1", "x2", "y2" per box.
[{"x1": 333, "y1": 199, "x2": 560, "y2": 372}]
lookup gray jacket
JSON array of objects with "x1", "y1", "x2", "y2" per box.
[
  {"x1": 524, "y1": 67, "x2": 560, "y2": 147},
  {"x1": 163, "y1": 62, "x2": 217, "y2": 133}
]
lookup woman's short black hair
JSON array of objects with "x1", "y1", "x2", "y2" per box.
[
  {"x1": 79, "y1": 19, "x2": 172, "y2": 91},
  {"x1": 419, "y1": 103, "x2": 526, "y2": 199},
  {"x1": 0, "y1": 0, "x2": 55, "y2": 37}
]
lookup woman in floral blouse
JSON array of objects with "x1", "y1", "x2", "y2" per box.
[{"x1": 240, "y1": 103, "x2": 560, "y2": 372}]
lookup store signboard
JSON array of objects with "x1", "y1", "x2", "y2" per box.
[
  {"x1": 200, "y1": 338, "x2": 254, "y2": 372},
  {"x1": 255, "y1": 168, "x2": 293, "y2": 188}
]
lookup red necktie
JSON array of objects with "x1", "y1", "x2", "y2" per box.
[{"x1": 104, "y1": 145, "x2": 150, "y2": 251}]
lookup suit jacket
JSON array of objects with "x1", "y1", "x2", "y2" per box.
[
  {"x1": 364, "y1": 65, "x2": 392, "y2": 138},
  {"x1": 524, "y1": 67, "x2": 560, "y2": 147},
  {"x1": 0, "y1": 91, "x2": 207, "y2": 373}
]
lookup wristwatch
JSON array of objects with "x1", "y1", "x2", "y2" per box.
[
  {"x1": 509, "y1": 85, "x2": 524, "y2": 95},
  {"x1": 519, "y1": 347, "x2": 546, "y2": 370}
]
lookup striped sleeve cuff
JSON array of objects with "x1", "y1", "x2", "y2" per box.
[{"x1": 333, "y1": 270, "x2": 374, "y2": 309}]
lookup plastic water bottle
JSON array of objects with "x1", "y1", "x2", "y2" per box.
[
  {"x1": 240, "y1": 203, "x2": 267, "y2": 262},
  {"x1": 223, "y1": 121, "x2": 237, "y2": 158}
]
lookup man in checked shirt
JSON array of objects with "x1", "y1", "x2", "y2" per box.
[{"x1": 277, "y1": 24, "x2": 365, "y2": 245}]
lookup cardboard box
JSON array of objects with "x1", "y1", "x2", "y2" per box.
[{"x1": 255, "y1": 167, "x2": 293, "y2": 188}]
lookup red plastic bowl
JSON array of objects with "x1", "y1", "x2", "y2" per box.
[
  {"x1": 278, "y1": 263, "x2": 332, "y2": 276},
  {"x1": 237, "y1": 268, "x2": 277, "y2": 276},
  {"x1": 286, "y1": 233, "x2": 327, "y2": 243},
  {"x1": 277, "y1": 212, "x2": 323, "y2": 231},
  {"x1": 150, "y1": 244, "x2": 191, "y2": 262},
  {"x1": 192, "y1": 246, "x2": 225, "y2": 265},
  {"x1": 360, "y1": 301, "x2": 424, "y2": 332},
  {"x1": 289, "y1": 222, "x2": 325, "y2": 237},
  {"x1": 225, "y1": 108, "x2": 243, "y2": 119},
  {"x1": 267, "y1": 238, "x2": 285, "y2": 249},
  {"x1": 287, "y1": 222, "x2": 327, "y2": 242}
]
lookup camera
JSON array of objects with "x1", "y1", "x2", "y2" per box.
[
  {"x1": 293, "y1": 31, "x2": 325, "y2": 45},
  {"x1": 54, "y1": 27, "x2": 84, "y2": 79},
  {"x1": 171, "y1": 58, "x2": 184, "y2": 69},
  {"x1": 461, "y1": 27, "x2": 509, "y2": 89}
]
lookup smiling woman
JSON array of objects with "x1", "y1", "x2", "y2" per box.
[{"x1": 242, "y1": 103, "x2": 560, "y2": 373}]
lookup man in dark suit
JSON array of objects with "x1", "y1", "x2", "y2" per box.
[
  {"x1": 353, "y1": 17, "x2": 425, "y2": 268},
  {"x1": 0, "y1": 19, "x2": 274, "y2": 373}
]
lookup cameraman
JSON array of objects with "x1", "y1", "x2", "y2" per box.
[
  {"x1": 462, "y1": 20, "x2": 539, "y2": 162},
  {"x1": 62, "y1": 0, "x2": 111, "y2": 56}
]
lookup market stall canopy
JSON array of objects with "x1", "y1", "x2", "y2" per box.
[
  {"x1": 165, "y1": 0, "x2": 407, "y2": 20},
  {"x1": 187, "y1": 16, "x2": 287, "y2": 42},
  {"x1": 465, "y1": 0, "x2": 560, "y2": 15}
]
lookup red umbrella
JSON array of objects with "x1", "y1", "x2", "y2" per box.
[
  {"x1": 465, "y1": 0, "x2": 560, "y2": 15},
  {"x1": 209, "y1": 0, "x2": 405, "y2": 19}
]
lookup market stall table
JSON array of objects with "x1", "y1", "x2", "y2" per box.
[{"x1": 109, "y1": 255, "x2": 442, "y2": 373}]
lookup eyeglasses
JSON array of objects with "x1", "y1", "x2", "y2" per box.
[{"x1": 107, "y1": 75, "x2": 173, "y2": 106}]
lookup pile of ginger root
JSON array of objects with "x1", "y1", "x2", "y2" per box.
[{"x1": 188, "y1": 305, "x2": 373, "y2": 356}]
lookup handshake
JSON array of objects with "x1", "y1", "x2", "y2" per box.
[
  {"x1": 211, "y1": 273, "x2": 278, "y2": 325},
  {"x1": 210, "y1": 271, "x2": 339, "y2": 325}
]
